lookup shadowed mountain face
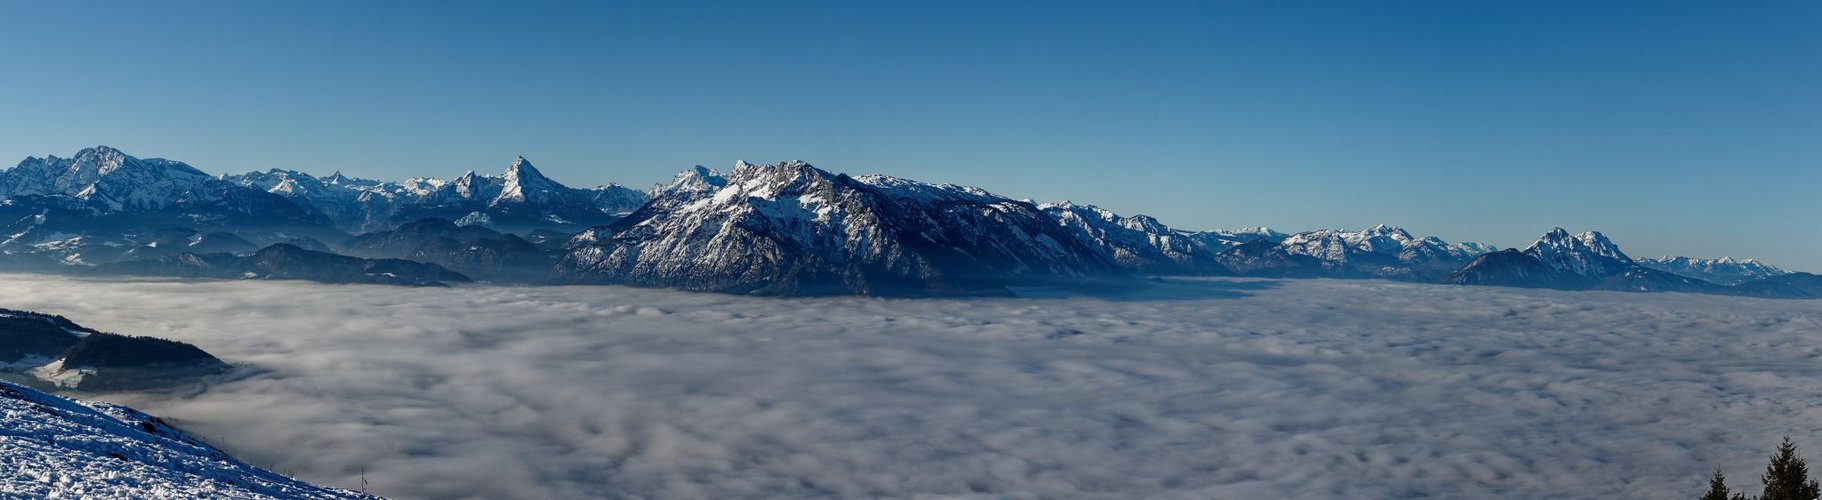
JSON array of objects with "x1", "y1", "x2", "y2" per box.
[
  {"x1": 1445, "y1": 249, "x2": 1593, "y2": 289},
  {"x1": 1444, "y1": 230, "x2": 1641, "y2": 290},
  {"x1": 1438, "y1": 229, "x2": 1809, "y2": 297},
  {"x1": 91, "y1": 243, "x2": 471, "y2": 287},
  {"x1": 54, "y1": 334, "x2": 231, "y2": 391},
  {"x1": 1214, "y1": 239, "x2": 1331, "y2": 278},
  {"x1": 1730, "y1": 273, "x2": 1822, "y2": 299},
  {"x1": 0, "y1": 310, "x2": 98, "y2": 364},
  {"x1": 114, "y1": 228, "x2": 259, "y2": 261},
  {"x1": 556, "y1": 161, "x2": 1130, "y2": 296},
  {"x1": 521, "y1": 229, "x2": 577, "y2": 252},
  {"x1": 0, "y1": 308, "x2": 228, "y2": 391},
  {"x1": 338, "y1": 218, "x2": 554, "y2": 282},
  {"x1": 61, "y1": 333, "x2": 221, "y2": 370}
]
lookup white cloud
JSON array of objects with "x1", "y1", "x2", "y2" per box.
[{"x1": 1, "y1": 275, "x2": 1819, "y2": 499}]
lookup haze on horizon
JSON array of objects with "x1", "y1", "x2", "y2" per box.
[{"x1": 1, "y1": 1, "x2": 1816, "y2": 269}]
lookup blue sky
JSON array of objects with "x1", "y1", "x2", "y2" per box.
[{"x1": 2, "y1": 1, "x2": 1817, "y2": 270}]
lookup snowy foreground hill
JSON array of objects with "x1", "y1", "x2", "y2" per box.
[{"x1": 0, "y1": 380, "x2": 372, "y2": 498}]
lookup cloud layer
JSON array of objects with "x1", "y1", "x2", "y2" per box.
[{"x1": 1, "y1": 275, "x2": 1819, "y2": 499}]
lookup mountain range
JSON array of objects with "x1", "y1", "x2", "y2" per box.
[
  {"x1": 222, "y1": 155, "x2": 646, "y2": 233},
  {"x1": 0, "y1": 145, "x2": 1811, "y2": 298},
  {"x1": 1635, "y1": 256, "x2": 1788, "y2": 285},
  {"x1": 555, "y1": 161, "x2": 1128, "y2": 296}
]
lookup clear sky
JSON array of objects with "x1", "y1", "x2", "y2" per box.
[{"x1": 2, "y1": 1, "x2": 1817, "y2": 270}]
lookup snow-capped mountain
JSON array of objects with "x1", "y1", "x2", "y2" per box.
[
  {"x1": 224, "y1": 156, "x2": 647, "y2": 233},
  {"x1": 0, "y1": 147, "x2": 343, "y2": 269},
  {"x1": 1183, "y1": 226, "x2": 1286, "y2": 250},
  {"x1": 1214, "y1": 225, "x2": 1493, "y2": 281},
  {"x1": 1636, "y1": 256, "x2": 1789, "y2": 285},
  {"x1": 0, "y1": 380, "x2": 371, "y2": 499},
  {"x1": 1522, "y1": 228, "x2": 1635, "y2": 278},
  {"x1": 644, "y1": 165, "x2": 729, "y2": 210},
  {"x1": 1279, "y1": 224, "x2": 1420, "y2": 261},
  {"x1": 0, "y1": 147, "x2": 328, "y2": 227},
  {"x1": 555, "y1": 161, "x2": 1127, "y2": 296},
  {"x1": 1039, "y1": 201, "x2": 1225, "y2": 275},
  {"x1": 1445, "y1": 228, "x2": 1723, "y2": 293},
  {"x1": 1210, "y1": 239, "x2": 1329, "y2": 278},
  {"x1": 492, "y1": 157, "x2": 563, "y2": 205},
  {"x1": 226, "y1": 168, "x2": 371, "y2": 228},
  {"x1": 0, "y1": 146, "x2": 330, "y2": 225},
  {"x1": 2, "y1": 146, "x2": 217, "y2": 211}
]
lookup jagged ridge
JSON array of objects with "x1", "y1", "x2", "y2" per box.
[{"x1": 555, "y1": 161, "x2": 1128, "y2": 296}]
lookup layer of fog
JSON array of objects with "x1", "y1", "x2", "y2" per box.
[{"x1": 2, "y1": 274, "x2": 1820, "y2": 499}]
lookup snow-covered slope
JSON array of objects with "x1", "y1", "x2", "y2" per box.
[
  {"x1": 1277, "y1": 225, "x2": 1490, "y2": 264},
  {"x1": 1038, "y1": 201, "x2": 1224, "y2": 275},
  {"x1": 652, "y1": 166, "x2": 727, "y2": 198},
  {"x1": 1279, "y1": 224, "x2": 1416, "y2": 262},
  {"x1": 491, "y1": 157, "x2": 563, "y2": 206},
  {"x1": 1182, "y1": 226, "x2": 1286, "y2": 250},
  {"x1": 555, "y1": 161, "x2": 1127, "y2": 296},
  {"x1": 1637, "y1": 256, "x2": 1788, "y2": 285},
  {"x1": 0, "y1": 380, "x2": 372, "y2": 499},
  {"x1": 1522, "y1": 228, "x2": 1634, "y2": 277},
  {"x1": 1214, "y1": 225, "x2": 1493, "y2": 281},
  {"x1": 226, "y1": 169, "x2": 371, "y2": 229},
  {"x1": 0, "y1": 146, "x2": 214, "y2": 211}
]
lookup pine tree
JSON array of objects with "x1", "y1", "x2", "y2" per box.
[
  {"x1": 1761, "y1": 436, "x2": 1821, "y2": 500},
  {"x1": 1705, "y1": 468, "x2": 1735, "y2": 500}
]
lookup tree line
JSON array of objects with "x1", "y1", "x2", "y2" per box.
[{"x1": 1702, "y1": 437, "x2": 1820, "y2": 500}]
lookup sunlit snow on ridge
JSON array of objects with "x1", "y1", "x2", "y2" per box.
[{"x1": 0, "y1": 275, "x2": 1818, "y2": 499}]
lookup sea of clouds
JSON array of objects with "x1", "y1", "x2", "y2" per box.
[{"x1": 1, "y1": 274, "x2": 1820, "y2": 499}]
